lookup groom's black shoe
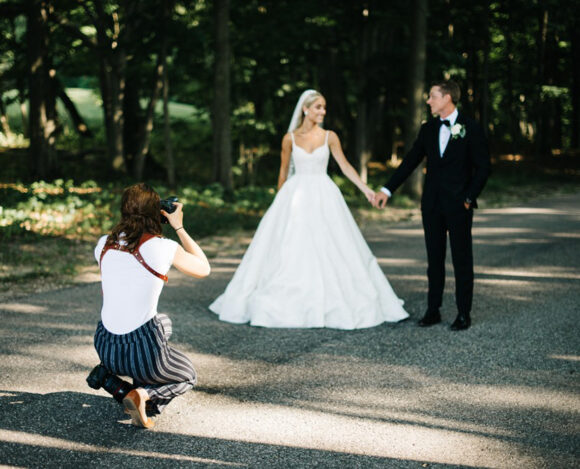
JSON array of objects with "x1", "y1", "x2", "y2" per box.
[
  {"x1": 450, "y1": 314, "x2": 471, "y2": 331},
  {"x1": 418, "y1": 310, "x2": 441, "y2": 327}
]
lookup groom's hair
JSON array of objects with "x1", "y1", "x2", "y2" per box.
[{"x1": 432, "y1": 80, "x2": 461, "y2": 104}]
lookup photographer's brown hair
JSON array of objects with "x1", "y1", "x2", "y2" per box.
[{"x1": 106, "y1": 183, "x2": 163, "y2": 252}]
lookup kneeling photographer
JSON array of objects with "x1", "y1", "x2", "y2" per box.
[{"x1": 88, "y1": 182, "x2": 210, "y2": 428}]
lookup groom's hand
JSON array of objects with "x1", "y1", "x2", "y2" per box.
[{"x1": 373, "y1": 191, "x2": 389, "y2": 209}]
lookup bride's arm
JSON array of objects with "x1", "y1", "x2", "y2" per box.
[
  {"x1": 328, "y1": 131, "x2": 375, "y2": 203},
  {"x1": 277, "y1": 133, "x2": 293, "y2": 190}
]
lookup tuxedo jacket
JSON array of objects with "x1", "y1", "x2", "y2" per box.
[{"x1": 385, "y1": 112, "x2": 491, "y2": 213}]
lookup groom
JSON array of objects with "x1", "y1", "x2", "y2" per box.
[{"x1": 373, "y1": 80, "x2": 490, "y2": 330}]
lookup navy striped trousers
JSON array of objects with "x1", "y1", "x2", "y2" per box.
[{"x1": 94, "y1": 314, "x2": 196, "y2": 413}]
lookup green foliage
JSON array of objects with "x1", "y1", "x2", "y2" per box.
[
  {"x1": 0, "y1": 179, "x2": 277, "y2": 286},
  {"x1": 0, "y1": 179, "x2": 118, "y2": 240},
  {"x1": 0, "y1": 180, "x2": 278, "y2": 242},
  {"x1": 1, "y1": 0, "x2": 578, "y2": 186}
]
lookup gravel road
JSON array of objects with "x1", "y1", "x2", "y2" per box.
[{"x1": 1, "y1": 193, "x2": 579, "y2": 468}]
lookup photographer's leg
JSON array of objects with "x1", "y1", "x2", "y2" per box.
[
  {"x1": 94, "y1": 316, "x2": 196, "y2": 425},
  {"x1": 157, "y1": 313, "x2": 173, "y2": 340},
  {"x1": 142, "y1": 345, "x2": 197, "y2": 413},
  {"x1": 135, "y1": 315, "x2": 197, "y2": 413}
]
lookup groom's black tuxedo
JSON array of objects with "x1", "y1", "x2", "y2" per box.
[
  {"x1": 385, "y1": 111, "x2": 490, "y2": 319},
  {"x1": 386, "y1": 113, "x2": 490, "y2": 212}
]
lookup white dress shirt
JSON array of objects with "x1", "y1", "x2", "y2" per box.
[
  {"x1": 438, "y1": 107, "x2": 458, "y2": 156},
  {"x1": 381, "y1": 108, "x2": 458, "y2": 197}
]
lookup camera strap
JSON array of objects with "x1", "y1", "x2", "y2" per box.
[{"x1": 99, "y1": 233, "x2": 168, "y2": 282}]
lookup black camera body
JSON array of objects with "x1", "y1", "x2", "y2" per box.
[
  {"x1": 86, "y1": 364, "x2": 134, "y2": 403},
  {"x1": 160, "y1": 196, "x2": 178, "y2": 224}
]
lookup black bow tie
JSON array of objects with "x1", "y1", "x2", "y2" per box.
[{"x1": 441, "y1": 119, "x2": 451, "y2": 127}]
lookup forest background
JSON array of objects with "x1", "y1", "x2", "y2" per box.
[{"x1": 1, "y1": 0, "x2": 579, "y2": 294}]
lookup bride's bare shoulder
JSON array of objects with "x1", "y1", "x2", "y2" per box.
[
  {"x1": 327, "y1": 130, "x2": 340, "y2": 144},
  {"x1": 281, "y1": 132, "x2": 293, "y2": 148}
]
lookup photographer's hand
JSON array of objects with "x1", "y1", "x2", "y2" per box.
[
  {"x1": 161, "y1": 202, "x2": 184, "y2": 231},
  {"x1": 163, "y1": 202, "x2": 211, "y2": 278}
]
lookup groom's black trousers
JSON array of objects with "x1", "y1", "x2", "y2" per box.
[{"x1": 421, "y1": 208, "x2": 474, "y2": 316}]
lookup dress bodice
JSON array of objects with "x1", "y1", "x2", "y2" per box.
[{"x1": 291, "y1": 131, "x2": 330, "y2": 175}]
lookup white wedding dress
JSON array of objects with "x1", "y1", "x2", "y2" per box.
[{"x1": 209, "y1": 131, "x2": 409, "y2": 329}]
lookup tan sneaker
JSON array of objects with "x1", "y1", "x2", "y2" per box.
[{"x1": 123, "y1": 388, "x2": 154, "y2": 429}]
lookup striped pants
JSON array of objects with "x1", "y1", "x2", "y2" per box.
[{"x1": 94, "y1": 314, "x2": 196, "y2": 413}]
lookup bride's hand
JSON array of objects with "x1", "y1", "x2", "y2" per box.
[{"x1": 363, "y1": 187, "x2": 375, "y2": 204}]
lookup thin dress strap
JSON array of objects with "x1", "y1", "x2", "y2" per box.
[
  {"x1": 290, "y1": 132, "x2": 295, "y2": 145},
  {"x1": 325, "y1": 130, "x2": 329, "y2": 145}
]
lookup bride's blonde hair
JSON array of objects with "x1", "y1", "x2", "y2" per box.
[{"x1": 294, "y1": 91, "x2": 324, "y2": 129}]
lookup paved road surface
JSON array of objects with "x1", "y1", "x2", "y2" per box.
[{"x1": 1, "y1": 193, "x2": 579, "y2": 468}]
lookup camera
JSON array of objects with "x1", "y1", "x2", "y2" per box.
[
  {"x1": 86, "y1": 364, "x2": 134, "y2": 403},
  {"x1": 160, "y1": 196, "x2": 178, "y2": 224}
]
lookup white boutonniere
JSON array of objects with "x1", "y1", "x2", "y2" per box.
[{"x1": 450, "y1": 123, "x2": 466, "y2": 140}]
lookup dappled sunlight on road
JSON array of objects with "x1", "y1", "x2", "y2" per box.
[
  {"x1": 209, "y1": 257, "x2": 243, "y2": 274},
  {"x1": 548, "y1": 355, "x2": 580, "y2": 362},
  {"x1": 375, "y1": 257, "x2": 420, "y2": 266},
  {"x1": 474, "y1": 227, "x2": 537, "y2": 235},
  {"x1": 480, "y1": 207, "x2": 578, "y2": 216},
  {"x1": 173, "y1": 386, "x2": 548, "y2": 467},
  {"x1": 0, "y1": 303, "x2": 48, "y2": 314},
  {"x1": 476, "y1": 266, "x2": 580, "y2": 281}
]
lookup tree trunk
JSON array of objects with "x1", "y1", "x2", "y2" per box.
[
  {"x1": 19, "y1": 95, "x2": 28, "y2": 138},
  {"x1": 505, "y1": 6, "x2": 520, "y2": 155},
  {"x1": 535, "y1": 8, "x2": 549, "y2": 160},
  {"x1": 401, "y1": 0, "x2": 428, "y2": 199},
  {"x1": 480, "y1": 4, "x2": 490, "y2": 136},
  {"x1": 133, "y1": 52, "x2": 165, "y2": 180},
  {"x1": 571, "y1": 18, "x2": 580, "y2": 149},
  {"x1": 163, "y1": 50, "x2": 175, "y2": 188},
  {"x1": 133, "y1": 0, "x2": 174, "y2": 181},
  {"x1": 353, "y1": 13, "x2": 368, "y2": 180},
  {"x1": 355, "y1": 100, "x2": 370, "y2": 182},
  {"x1": 122, "y1": 78, "x2": 141, "y2": 172},
  {"x1": 320, "y1": 48, "x2": 349, "y2": 141},
  {"x1": 212, "y1": 0, "x2": 233, "y2": 192},
  {"x1": 90, "y1": 0, "x2": 127, "y2": 172},
  {"x1": 27, "y1": 0, "x2": 55, "y2": 179},
  {"x1": 354, "y1": 10, "x2": 382, "y2": 183},
  {"x1": 0, "y1": 98, "x2": 14, "y2": 139},
  {"x1": 55, "y1": 77, "x2": 93, "y2": 138},
  {"x1": 98, "y1": 49, "x2": 127, "y2": 171}
]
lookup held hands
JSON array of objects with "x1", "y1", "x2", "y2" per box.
[
  {"x1": 161, "y1": 201, "x2": 184, "y2": 231},
  {"x1": 372, "y1": 191, "x2": 389, "y2": 209},
  {"x1": 363, "y1": 187, "x2": 376, "y2": 205}
]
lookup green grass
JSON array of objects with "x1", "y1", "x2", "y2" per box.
[{"x1": 4, "y1": 88, "x2": 203, "y2": 133}]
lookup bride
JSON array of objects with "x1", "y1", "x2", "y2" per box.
[{"x1": 209, "y1": 89, "x2": 409, "y2": 329}]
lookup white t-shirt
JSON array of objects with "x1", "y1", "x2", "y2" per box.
[{"x1": 95, "y1": 235, "x2": 179, "y2": 334}]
